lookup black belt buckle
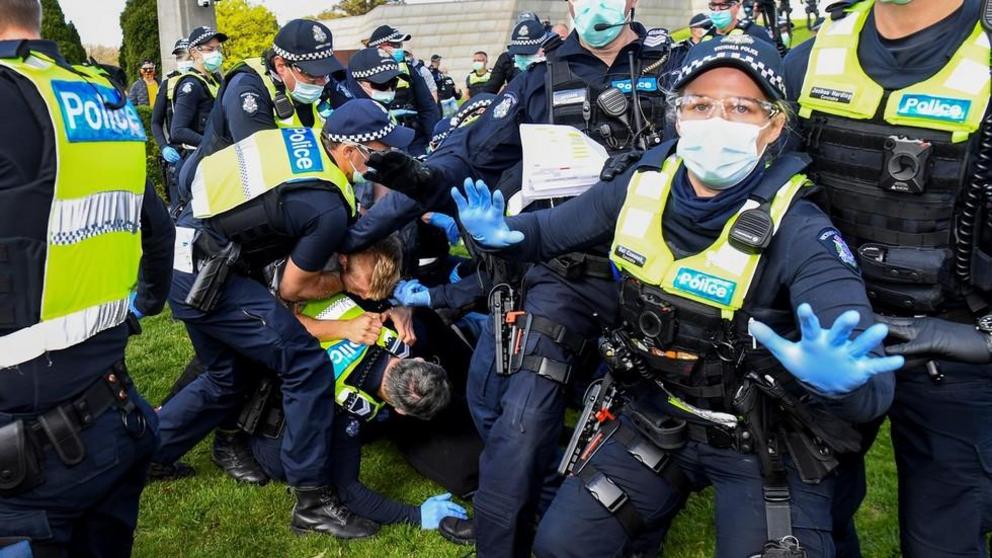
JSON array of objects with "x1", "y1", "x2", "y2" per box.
[
  {"x1": 586, "y1": 471, "x2": 628, "y2": 513},
  {"x1": 707, "y1": 427, "x2": 735, "y2": 449},
  {"x1": 548, "y1": 254, "x2": 583, "y2": 279}
]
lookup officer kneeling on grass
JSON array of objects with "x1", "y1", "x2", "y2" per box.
[
  {"x1": 242, "y1": 239, "x2": 466, "y2": 532},
  {"x1": 453, "y1": 34, "x2": 903, "y2": 557},
  {"x1": 152, "y1": 100, "x2": 415, "y2": 540}
]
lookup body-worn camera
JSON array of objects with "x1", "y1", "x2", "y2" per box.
[{"x1": 880, "y1": 135, "x2": 932, "y2": 194}]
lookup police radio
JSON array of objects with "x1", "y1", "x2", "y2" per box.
[{"x1": 273, "y1": 91, "x2": 296, "y2": 120}]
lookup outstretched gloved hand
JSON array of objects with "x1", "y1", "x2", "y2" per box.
[
  {"x1": 451, "y1": 178, "x2": 524, "y2": 249},
  {"x1": 161, "y1": 146, "x2": 181, "y2": 164},
  {"x1": 420, "y1": 493, "x2": 468, "y2": 530},
  {"x1": 875, "y1": 314, "x2": 992, "y2": 364},
  {"x1": 393, "y1": 279, "x2": 432, "y2": 307},
  {"x1": 749, "y1": 303, "x2": 904, "y2": 395}
]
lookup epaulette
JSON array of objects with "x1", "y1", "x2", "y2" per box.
[
  {"x1": 541, "y1": 34, "x2": 563, "y2": 54},
  {"x1": 642, "y1": 28, "x2": 673, "y2": 53},
  {"x1": 0, "y1": 40, "x2": 29, "y2": 60},
  {"x1": 825, "y1": 0, "x2": 858, "y2": 21}
]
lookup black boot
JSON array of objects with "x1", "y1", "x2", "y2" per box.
[
  {"x1": 439, "y1": 516, "x2": 475, "y2": 545},
  {"x1": 212, "y1": 429, "x2": 269, "y2": 485},
  {"x1": 291, "y1": 486, "x2": 379, "y2": 539},
  {"x1": 147, "y1": 461, "x2": 195, "y2": 482}
]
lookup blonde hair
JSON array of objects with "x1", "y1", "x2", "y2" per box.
[{"x1": 362, "y1": 235, "x2": 403, "y2": 301}]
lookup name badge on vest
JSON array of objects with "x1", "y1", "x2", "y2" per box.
[
  {"x1": 281, "y1": 128, "x2": 324, "y2": 174},
  {"x1": 808, "y1": 86, "x2": 854, "y2": 104},
  {"x1": 610, "y1": 77, "x2": 659, "y2": 94},
  {"x1": 553, "y1": 88, "x2": 586, "y2": 107},
  {"x1": 51, "y1": 80, "x2": 146, "y2": 143},
  {"x1": 896, "y1": 94, "x2": 971, "y2": 124},
  {"x1": 673, "y1": 268, "x2": 736, "y2": 306}
]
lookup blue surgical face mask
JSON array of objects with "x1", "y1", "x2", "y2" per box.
[
  {"x1": 513, "y1": 53, "x2": 545, "y2": 72},
  {"x1": 291, "y1": 81, "x2": 324, "y2": 104},
  {"x1": 391, "y1": 49, "x2": 406, "y2": 63},
  {"x1": 676, "y1": 117, "x2": 767, "y2": 190},
  {"x1": 370, "y1": 89, "x2": 396, "y2": 105},
  {"x1": 176, "y1": 60, "x2": 194, "y2": 72},
  {"x1": 709, "y1": 9, "x2": 734, "y2": 31},
  {"x1": 573, "y1": 0, "x2": 628, "y2": 48},
  {"x1": 202, "y1": 50, "x2": 224, "y2": 72},
  {"x1": 347, "y1": 143, "x2": 370, "y2": 185},
  {"x1": 472, "y1": 61, "x2": 485, "y2": 72}
]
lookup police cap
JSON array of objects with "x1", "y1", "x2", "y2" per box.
[
  {"x1": 672, "y1": 33, "x2": 786, "y2": 100},
  {"x1": 322, "y1": 99, "x2": 414, "y2": 148},
  {"x1": 508, "y1": 19, "x2": 547, "y2": 56},
  {"x1": 274, "y1": 19, "x2": 345, "y2": 79},
  {"x1": 367, "y1": 25, "x2": 412, "y2": 47},
  {"x1": 349, "y1": 48, "x2": 405, "y2": 85},
  {"x1": 172, "y1": 38, "x2": 190, "y2": 55},
  {"x1": 187, "y1": 26, "x2": 228, "y2": 48}
]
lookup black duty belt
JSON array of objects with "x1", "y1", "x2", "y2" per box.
[{"x1": 546, "y1": 252, "x2": 615, "y2": 280}]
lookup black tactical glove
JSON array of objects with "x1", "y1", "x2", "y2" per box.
[
  {"x1": 876, "y1": 314, "x2": 992, "y2": 364},
  {"x1": 599, "y1": 150, "x2": 644, "y2": 182},
  {"x1": 364, "y1": 150, "x2": 443, "y2": 202}
]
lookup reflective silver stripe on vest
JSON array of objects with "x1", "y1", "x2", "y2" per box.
[
  {"x1": 190, "y1": 136, "x2": 269, "y2": 218},
  {"x1": 49, "y1": 191, "x2": 144, "y2": 245},
  {"x1": 0, "y1": 297, "x2": 129, "y2": 368}
]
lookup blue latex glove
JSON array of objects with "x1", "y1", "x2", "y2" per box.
[
  {"x1": 393, "y1": 279, "x2": 431, "y2": 307},
  {"x1": 426, "y1": 212, "x2": 462, "y2": 245},
  {"x1": 161, "y1": 146, "x2": 181, "y2": 163},
  {"x1": 128, "y1": 291, "x2": 144, "y2": 319},
  {"x1": 749, "y1": 303, "x2": 904, "y2": 395},
  {"x1": 420, "y1": 493, "x2": 468, "y2": 530},
  {"x1": 449, "y1": 262, "x2": 462, "y2": 284},
  {"x1": 390, "y1": 108, "x2": 418, "y2": 119},
  {"x1": 450, "y1": 178, "x2": 524, "y2": 248}
]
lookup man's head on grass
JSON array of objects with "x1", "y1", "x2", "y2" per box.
[
  {"x1": 380, "y1": 357, "x2": 450, "y2": 420},
  {"x1": 338, "y1": 235, "x2": 402, "y2": 301}
]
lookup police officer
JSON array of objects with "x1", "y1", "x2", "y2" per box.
[
  {"x1": 0, "y1": 0, "x2": 174, "y2": 553},
  {"x1": 704, "y1": 0, "x2": 775, "y2": 44},
  {"x1": 784, "y1": 0, "x2": 992, "y2": 555},
  {"x1": 465, "y1": 51, "x2": 492, "y2": 99},
  {"x1": 454, "y1": 34, "x2": 901, "y2": 557},
  {"x1": 348, "y1": 1, "x2": 684, "y2": 554},
  {"x1": 506, "y1": 19, "x2": 549, "y2": 80},
  {"x1": 366, "y1": 25, "x2": 440, "y2": 156},
  {"x1": 174, "y1": 19, "x2": 350, "y2": 211},
  {"x1": 151, "y1": 37, "x2": 192, "y2": 206},
  {"x1": 247, "y1": 292, "x2": 466, "y2": 531},
  {"x1": 154, "y1": 100, "x2": 412, "y2": 539},
  {"x1": 346, "y1": 47, "x2": 405, "y2": 110},
  {"x1": 169, "y1": 27, "x2": 226, "y2": 158},
  {"x1": 483, "y1": 12, "x2": 544, "y2": 95}
]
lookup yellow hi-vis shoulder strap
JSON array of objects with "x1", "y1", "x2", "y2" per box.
[
  {"x1": 610, "y1": 155, "x2": 810, "y2": 320},
  {"x1": 190, "y1": 127, "x2": 356, "y2": 219},
  {"x1": 798, "y1": 0, "x2": 990, "y2": 143},
  {"x1": 0, "y1": 52, "x2": 146, "y2": 367},
  {"x1": 239, "y1": 58, "x2": 323, "y2": 128},
  {"x1": 177, "y1": 70, "x2": 220, "y2": 98}
]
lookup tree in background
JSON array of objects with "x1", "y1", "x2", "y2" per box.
[
  {"x1": 40, "y1": 0, "x2": 86, "y2": 64},
  {"x1": 216, "y1": 0, "x2": 279, "y2": 72},
  {"x1": 119, "y1": 0, "x2": 160, "y2": 83},
  {"x1": 312, "y1": 0, "x2": 392, "y2": 19}
]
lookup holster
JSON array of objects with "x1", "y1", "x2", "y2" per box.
[
  {"x1": 0, "y1": 420, "x2": 44, "y2": 497},
  {"x1": 184, "y1": 235, "x2": 241, "y2": 313},
  {"x1": 237, "y1": 376, "x2": 284, "y2": 439}
]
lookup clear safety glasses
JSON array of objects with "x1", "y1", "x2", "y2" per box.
[{"x1": 672, "y1": 94, "x2": 780, "y2": 125}]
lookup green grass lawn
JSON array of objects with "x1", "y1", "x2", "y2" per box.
[{"x1": 128, "y1": 309, "x2": 901, "y2": 557}]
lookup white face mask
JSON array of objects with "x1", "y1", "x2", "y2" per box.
[
  {"x1": 676, "y1": 118, "x2": 768, "y2": 190},
  {"x1": 291, "y1": 81, "x2": 324, "y2": 104}
]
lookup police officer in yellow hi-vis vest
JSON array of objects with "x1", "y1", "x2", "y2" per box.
[
  {"x1": 173, "y1": 18, "x2": 352, "y2": 213},
  {"x1": 169, "y1": 27, "x2": 226, "y2": 161},
  {"x1": 151, "y1": 37, "x2": 192, "y2": 209},
  {"x1": 784, "y1": 0, "x2": 992, "y2": 555},
  {"x1": 0, "y1": 0, "x2": 175, "y2": 554},
  {"x1": 152, "y1": 99, "x2": 414, "y2": 539},
  {"x1": 454, "y1": 35, "x2": 903, "y2": 557}
]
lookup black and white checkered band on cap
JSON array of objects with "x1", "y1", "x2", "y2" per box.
[
  {"x1": 273, "y1": 44, "x2": 335, "y2": 64},
  {"x1": 324, "y1": 120, "x2": 398, "y2": 143},
  {"x1": 351, "y1": 61, "x2": 399, "y2": 80},
  {"x1": 676, "y1": 51, "x2": 786, "y2": 98},
  {"x1": 368, "y1": 30, "x2": 408, "y2": 47}
]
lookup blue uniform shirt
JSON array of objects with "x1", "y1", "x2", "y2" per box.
[
  {"x1": 499, "y1": 145, "x2": 894, "y2": 423},
  {"x1": 169, "y1": 71, "x2": 220, "y2": 148}
]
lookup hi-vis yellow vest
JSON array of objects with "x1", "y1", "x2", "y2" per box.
[
  {"x1": 190, "y1": 127, "x2": 356, "y2": 219},
  {"x1": 171, "y1": 70, "x2": 220, "y2": 100},
  {"x1": 238, "y1": 58, "x2": 323, "y2": 128},
  {"x1": 0, "y1": 52, "x2": 146, "y2": 368},
  {"x1": 610, "y1": 155, "x2": 809, "y2": 320},
  {"x1": 300, "y1": 294, "x2": 410, "y2": 420},
  {"x1": 467, "y1": 69, "x2": 491, "y2": 87},
  {"x1": 798, "y1": 0, "x2": 991, "y2": 143},
  {"x1": 397, "y1": 60, "x2": 412, "y2": 90}
]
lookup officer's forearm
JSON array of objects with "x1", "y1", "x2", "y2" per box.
[{"x1": 294, "y1": 313, "x2": 351, "y2": 343}]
